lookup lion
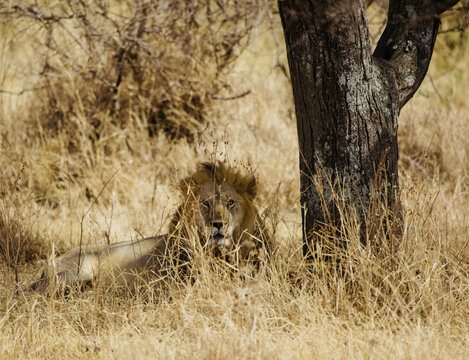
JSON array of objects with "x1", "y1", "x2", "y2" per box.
[{"x1": 31, "y1": 161, "x2": 269, "y2": 293}]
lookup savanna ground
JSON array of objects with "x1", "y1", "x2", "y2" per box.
[{"x1": 0, "y1": 1, "x2": 468, "y2": 359}]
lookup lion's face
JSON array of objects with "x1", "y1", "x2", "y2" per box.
[
  {"x1": 171, "y1": 162, "x2": 260, "y2": 260},
  {"x1": 193, "y1": 181, "x2": 249, "y2": 251}
]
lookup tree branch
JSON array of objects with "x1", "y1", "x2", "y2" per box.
[{"x1": 374, "y1": 0, "x2": 460, "y2": 109}]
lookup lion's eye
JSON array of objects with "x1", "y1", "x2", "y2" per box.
[
  {"x1": 227, "y1": 199, "x2": 235, "y2": 208},
  {"x1": 201, "y1": 200, "x2": 210, "y2": 209}
]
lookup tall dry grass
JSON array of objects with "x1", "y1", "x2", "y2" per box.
[{"x1": 1, "y1": 1, "x2": 468, "y2": 359}]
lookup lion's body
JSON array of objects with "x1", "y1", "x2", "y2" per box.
[
  {"x1": 32, "y1": 161, "x2": 269, "y2": 293},
  {"x1": 32, "y1": 236, "x2": 171, "y2": 292}
]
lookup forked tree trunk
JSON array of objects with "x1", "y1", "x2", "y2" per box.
[{"x1": 278, "y1": 0, "x2": 459, "y2": 258}]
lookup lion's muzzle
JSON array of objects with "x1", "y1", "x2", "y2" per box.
[{"x1": 208, "y1": 222, "x2": 230, "y2": 249}]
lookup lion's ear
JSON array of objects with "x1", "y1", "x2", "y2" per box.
[
  {"x1": 247, "y1": 175, "x2": 257, "y2": 199},
  {"x1": 200, "y1": 162, "x2": 216, "y2": 176}
]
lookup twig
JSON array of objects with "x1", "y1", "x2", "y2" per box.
[
  {"x1": 429, "y1": 75, "x2": 443, "y2": 101},
  {"x1": 0, "y1": 86, "x2": 47, "y2": 95},
  {"x1": 77, "y1": 169, "x2": 119, "y2": 278},
  {"x1": 209, "y1": 90, "x2": 251, "y2": 101}
]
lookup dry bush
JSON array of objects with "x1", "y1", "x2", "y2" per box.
[
  {"x1": 0, "y1": 165, "x2": 46, "y2": 277},
  {"x1": 4, "y1": 0, "x2": 269, "y2": 145}
]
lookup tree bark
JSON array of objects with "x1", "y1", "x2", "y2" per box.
[{"x1": 278, "y1": 0, "x2": 459, "y2": 259}]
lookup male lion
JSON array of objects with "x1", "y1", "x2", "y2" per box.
[{"x1": 32, "y1": 161, "x2": 269, "y2": 293}]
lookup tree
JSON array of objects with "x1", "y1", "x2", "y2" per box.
[{"x1": 278, "y1": 0, "x2": 460, "y2": 259}]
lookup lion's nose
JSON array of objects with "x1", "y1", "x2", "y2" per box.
[{"x1": 212, "y1": 221, "x2": 223, "y2": 230}]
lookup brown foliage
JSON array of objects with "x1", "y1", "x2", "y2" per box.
[{"x1": 7, "y1": 0, "x2": 268, "y2": 144}]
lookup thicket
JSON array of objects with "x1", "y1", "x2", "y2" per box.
[{"x1": 2, "y1": 0, "x2": 270, "y2": 145}]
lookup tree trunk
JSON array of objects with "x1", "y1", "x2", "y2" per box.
[{"x1": 278, "y1": 0, "x2": 459, "y2": 259}]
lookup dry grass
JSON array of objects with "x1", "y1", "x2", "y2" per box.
[{"x1": 1, "y1": 2, "x2": 469, "y2": 359}]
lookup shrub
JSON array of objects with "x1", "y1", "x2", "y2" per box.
[{"x1": 8, "y1": 0, "x2": 269, "y2": 145}]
